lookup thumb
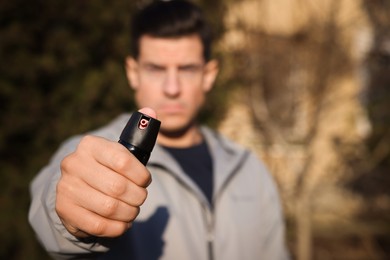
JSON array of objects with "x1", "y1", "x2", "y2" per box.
[{"x1": 138, "y1": 107, "x2": 157, "y2": 120}]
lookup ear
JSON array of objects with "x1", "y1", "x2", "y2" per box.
[
  {"x1": 125, "y1": 56, "x2": 139, "y2": 90},
  {"x1": 202, "y1": 59, "x2": 219, "y2": 93}
]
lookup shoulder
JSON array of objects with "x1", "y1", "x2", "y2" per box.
[
  {"x1": 201, "y1": 126, "x2": 247, "y2": 154},
  {"x1": 201, "y1": 126, "x2": 268, "y2": 169},
  {"x1": 202, "y1": 126, "x2": 272, "y2": 172}
]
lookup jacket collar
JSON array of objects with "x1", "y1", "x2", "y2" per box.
[
  {"x1": 201, "y1": 127, "x2": 249, "y2": 199},
  {"x1": 148, "y1": 126, "x2": 249, "y2": 205}
]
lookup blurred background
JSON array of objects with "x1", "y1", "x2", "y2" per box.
[{"x1": 0, "y1": 0, "x2": 389, "y2": 259}]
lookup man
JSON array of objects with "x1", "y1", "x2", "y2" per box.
[{"x1": 29, "y1": 1, "x2": 289, "y2": 259}]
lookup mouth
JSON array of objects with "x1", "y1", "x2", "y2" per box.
[{"x1": 158, "y1": 103, "x2": 186, "y2": 114}]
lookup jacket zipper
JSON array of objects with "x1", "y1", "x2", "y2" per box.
[
  {"x1": 157, "y1": 165, "x2": 217, "y2": 260},
  {"x1": 203, "y1": 203, "x2": 214, "y2": 260},
  {"x1": 207, "y1": 232, "x2": 214, "y2": 260}
]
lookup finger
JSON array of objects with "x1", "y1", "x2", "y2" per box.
[
  {"x1": 75, "y1": 161, "x2": 148, "y2": 207},
  {"x1": 77, "y1": 135, "x2": 152, "y2": 187},
  {"x1": 79, "y1": 191, "x2": 140, "y2": 222},
  {"x1": 58, "y1": 171, "x2": 140, "y2": 222},
  {"x1": 57, "y1": 202, "x2": 130, "y2": 238},
  {"x1": 138, "y1": 107, "x2": 157, "y2": 119}
]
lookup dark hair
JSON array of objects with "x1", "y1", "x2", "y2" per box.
[{"x1": 131, "y1": 0, "x2": 213, "y2": 61}]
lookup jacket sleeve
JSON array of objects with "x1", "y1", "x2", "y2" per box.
[{"x1": 28, "y1": 136, "x2": 111, "y2": 259}]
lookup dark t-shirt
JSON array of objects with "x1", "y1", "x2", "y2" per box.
[{"x1": 162, "y1": 141, "x2": 213, "y2": 205}]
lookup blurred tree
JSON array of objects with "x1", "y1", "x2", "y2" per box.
[
  {"x1": 219, "y1": 0, "x2": 390, "y2": 259},
  {"x1": 342, "y1": 0, "x2": 390, "y2": 257},
  {"x1": 332, "y1": 0, "x2": 390, "y2": 257},
  {"x1": 243, "y1": 7, "x2": 350, "y2": 260},
  {"x1": 350, "y1": 0, "x2": 390, "y2": 198}
]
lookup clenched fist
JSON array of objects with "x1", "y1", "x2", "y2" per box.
[{"x1": 56, "y1": 133, "x2": 152, "y2": 238}]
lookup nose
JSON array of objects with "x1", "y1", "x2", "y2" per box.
[{"x1": 162, "y1": 68, "x2": 180, "y2": 97}]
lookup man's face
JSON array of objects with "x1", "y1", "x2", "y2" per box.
[{"x1": 126, "y1": 35, "x2": 218, "y2": 135}]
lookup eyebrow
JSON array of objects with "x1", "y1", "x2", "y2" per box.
[
  {"x1": 178, "y1": 64, "x2": 203, "y2": 69},
  {"x1": 141, "y1": 62, "x2": 165, "y2": 69},
  {"x1": 140, "y1": 61, "x2": 204, "y2": 70}
]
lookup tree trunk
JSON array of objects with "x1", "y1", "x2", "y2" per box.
[{"x1": 296, "y1": 193, "x2": 312, "y2": 260}]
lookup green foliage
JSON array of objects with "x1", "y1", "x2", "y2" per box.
[{"x1": 0, "y1": 1, "x2": 135, "y2": 258}]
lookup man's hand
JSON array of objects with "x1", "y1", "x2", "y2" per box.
[
  {"x1": 56, "y1": 108, "x2": 156, "y2": 238},
  {"x1": 56, "y1": 135, "x2": 151, "y2": 238}
]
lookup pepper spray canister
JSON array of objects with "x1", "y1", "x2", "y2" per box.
[{"x1": 119, "y1": 111, "x2": 161, "y2": 165}]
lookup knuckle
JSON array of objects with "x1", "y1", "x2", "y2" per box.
[
  {"x1": 90, "y1": 219, "x2": 108, "y2": 236},
  {"x1": 79, "y1": 135, "x2": 95, "y2": 147},
  {"x1": 101, "y1": 197, "x2": 119, "y2": 217},
  {"x1": 55, "y1": 182, "x2": 75, "y2": 217},
  {"x1": 112, "y1": 154, "x2": 131, "y2": 172},
  {"x1": 116, "y1": 222, "x2": 130, "y2": 236},
  {"x1": 91, "y1": 219, "x2": 128, "y2": 237},
  {"x1": 60, "y1": 154, "x2": 74, "y2": 173},
  {"x1": 133, "y1": 188, "x2": 148, "y2": 206},
  {"x1": 108, "y1": 179, "x2": 127, "y2": 198},
  {"x1": 55, "y1": 204, "x2": 70, "y2": 223},
  {"x1": 55, "y1": 199, "x2": 72, "y2": 223},
  {"x1": 56, "y1": 183, "x2": 66, "y2": 200},
  {"x1": 60, "y1": 152, "x2": 82, "y2": 175},
  {"x1": 56, "y1": 177, "x2": 72, "y2": 198}
]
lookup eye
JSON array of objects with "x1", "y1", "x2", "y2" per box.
[
  {"x1": 144, "y1": 64, "x2": 165, "y2": 72},
  {"x1": 179, "y1": 65, "x2": 203, "y2": 73}
]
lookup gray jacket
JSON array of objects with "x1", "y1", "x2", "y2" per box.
[{"x1": 29, "y1": 114, "x2": 289, "y2": 260}]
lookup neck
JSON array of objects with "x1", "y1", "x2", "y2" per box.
[{"x1": 157, "y1": 125, "x2": 203, "y2": 148}]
